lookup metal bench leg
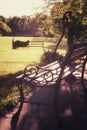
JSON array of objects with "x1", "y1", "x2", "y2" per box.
[
  {"x1": 81, "y1": 56, "x2": 87, "y2": 107},
  {"x1": 54, "y1": 69, "x2": 64, "y2": 127},
  {"x1": 11, "y1": 80, "x2": 24, "y2": 130},
  {"x1": 81, "y1": 56, "x2": 87, "y2": 91},
  {"x1": 54, "y1": 62, "x2": 71, "y2": 127},
  {"x1": 54, "y1": 83, "x2": 60, "y2": 126}
]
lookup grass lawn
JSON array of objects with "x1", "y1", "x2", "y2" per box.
[{"x1": 0, "y1": 36, "x2": 67, "y2": 116}]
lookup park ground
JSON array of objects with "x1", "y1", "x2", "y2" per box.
[{"x1": 0, "y1": 36, "x2": 87, "y2": 130}]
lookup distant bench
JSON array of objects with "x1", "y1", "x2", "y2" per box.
[{"x1": 29, "y1": 40, "x2": 44, "y2": 49}]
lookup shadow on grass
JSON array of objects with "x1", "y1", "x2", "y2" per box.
[
  {"x1": 0, "y1": 71, "x2": 23, "y2": 85},
  {"x1": 0, "y1": 71, "x2": 23, "y2": 117}
]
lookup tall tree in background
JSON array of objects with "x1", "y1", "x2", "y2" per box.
[
  {"x1": 0, "y1": 17, "x2": 11, "y2": 35},
  {"x1": 8, "y1": 16, "x2": 19, "y2": 36},
  {"x1": 0, "y1": 0, "x2": 86, "y2": 37},
  {"x1": 37, "y1": 13, "x2": 53, "y2": 37},
  {"x1": 70, "y1": 0, "x2": 87, "y2": 39},
  {"x1": 50, "y1": 0, "x2": 87, "y2": 39}
]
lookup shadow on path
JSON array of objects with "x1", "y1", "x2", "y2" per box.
[{"x1": 11, "y1": 76, "x2": 87, "y2": 130}]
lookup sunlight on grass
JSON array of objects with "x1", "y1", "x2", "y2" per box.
[{"x1": 0, "y1": 36, "x2": 66, "y2": 75}]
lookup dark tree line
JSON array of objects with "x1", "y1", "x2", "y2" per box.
[
  {"x1": 0, "y1": 0, "x2": 87, "y2": 39},
  {"x1": 0, "y1": 13, "x2": 53, "y2": 37}
]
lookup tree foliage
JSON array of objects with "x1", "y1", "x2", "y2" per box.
[
  {"x1": 0, "y1": 17, "x2": 11, "y2": 35},
  {"x1": 0, "y1": 13, "x2": 53, "y2": 37},
  {"x1": 0, "y1": 0, "x2": 86, "y2": 38},
  {"x1": 50, "y1": 0, "x2": 87, "y2": 39}
]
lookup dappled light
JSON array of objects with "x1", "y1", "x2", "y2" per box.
[
  {"x1": 63, "y1": 107, "x2": 72, "y2": 116},
  {"x1": 61, "y1": 84, "x2": 71, "y2": 92}
]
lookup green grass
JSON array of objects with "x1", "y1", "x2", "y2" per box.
[
  {"x1": 0, "y1": 36, "x2": 67, "y2": 116},
  {"x1": 0, "y1": 36, "x2": 44, "y2": 75},
  {"x1": 0, "y1": 36, "x2": 67, "y2": 75},
  {"x1": 0, "y1": 72, "x2": 32, "y2": 117}
]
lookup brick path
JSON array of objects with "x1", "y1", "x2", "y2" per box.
[{"x1": 0, "y1": 68, "x2": 87, "y2": 130}]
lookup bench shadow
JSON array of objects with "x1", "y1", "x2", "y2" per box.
[{"x1": 11, "y1": 76, "x2": 87, "y2": 130}]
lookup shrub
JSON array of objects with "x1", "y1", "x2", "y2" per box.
[
  {"x1": 0, "y1": 101, "x2": 15, "y2": 117},
  {"x1": 40, "y1": 49, "x2": 63, "y2": 65}
]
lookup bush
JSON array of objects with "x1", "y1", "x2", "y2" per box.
[
  {"x1": 0, "y1": 101, "x2": 15, "y2": 117},
  {"x1": 40, "y1": 49, "x2": 63, "y2": 65}
]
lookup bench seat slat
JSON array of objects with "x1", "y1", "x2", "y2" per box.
[
  {"x1": 29, "y1": 46, "x2": 44, "y2": 47},
  {"x1": 68, "y1": 43, "x2": 87, "y2": 61},
  {"x1": 16, "y1": 61, "x2": 59, "y2": 78},
  {"x1": 70, "y1": 52, "x2": 87, "y2": 61},
  {"x1": 26, "y1": 65, "x2": 61, "y2": 80},
  {"x1": 72, "y1": 48, "x2": 87, "y2": 56},
  {"x1": 30, "y1": 41, "x2": 44, "y2": 42},
  {"x1": 21, "y1": 64, "x2": 82, "y2": 87},
  {"x1": 24, "y1": 61, "x2": 59, "y2": 76},
  {"x1": 29, "y1": 43, "x2": 44, "y2": 44},
  {"x1": 73, "y1": 46, "x2": 87, "y2": 52},
  {"x1": 75, "y1": 42, "x2": 87, "y2": 48},
  {"x1": 31, "y1": 64, "x2": 81, "y2": 86},
  {"x1": 72, "y1": 45, "x2": 87, "y2": 53},
  {"x1": 41, "y1": 61, "x2": 59, "y2": 69},
  {"x1": 29, "y1": 40, "x2": 44, "y2": 48}
]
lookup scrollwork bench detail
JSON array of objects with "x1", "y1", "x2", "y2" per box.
[{"x1": 15, "y1": 41, "x2": 87, "y2": 119}]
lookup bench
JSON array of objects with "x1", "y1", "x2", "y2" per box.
[
  {"x1": 16, "y1": 41, "x2": 87, "y2": 97},
  {"x1": 11, "y1": 11, "x2": 87, "y2": 129},
  {"x1": 29, "y1": 40, "x2": 44, "y2": 49}
]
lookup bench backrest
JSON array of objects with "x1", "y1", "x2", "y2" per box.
[
  {"x1": 29, "y1": 40, "x2": 44, "y2": 48},
  {"x1": 65, "y1": 42, "x2": 87, "y2": 63}
]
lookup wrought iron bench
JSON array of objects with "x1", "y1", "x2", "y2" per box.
[
  {"x1": 16, "y1": 40, "x2": 87, "y2": 105},
  {"x1": 11, "y1": 11, "x2": 87, "y2": 129},
  {"x1": 11, "y1": 41, "x2": 87, "y2": 130}
]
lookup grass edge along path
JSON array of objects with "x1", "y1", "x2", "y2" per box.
[{"x1": 0, "y1": 71, "x2": 32, "y2": 117}]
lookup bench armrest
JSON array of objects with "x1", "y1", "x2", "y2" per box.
[{"x1": 24, "y1": 63, "x2": 54, "y2": 78}]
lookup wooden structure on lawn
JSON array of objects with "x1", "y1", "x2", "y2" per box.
[{"x1": 29, "y1": 40, "x2": 44, "y2": 49}]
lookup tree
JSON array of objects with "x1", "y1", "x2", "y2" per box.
[
  {"x1": 50, "y1": 0, "x2": 87, "y2": 39},
  {"x1": 69, "y1": 0, "x2": 87, "y2": 39},
  {"x1": 0, "y1": 19, "x2": 11, "y2": 35},
  {"x1": 37, "y1": 13, "x2": 53, "y2": 37}
]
